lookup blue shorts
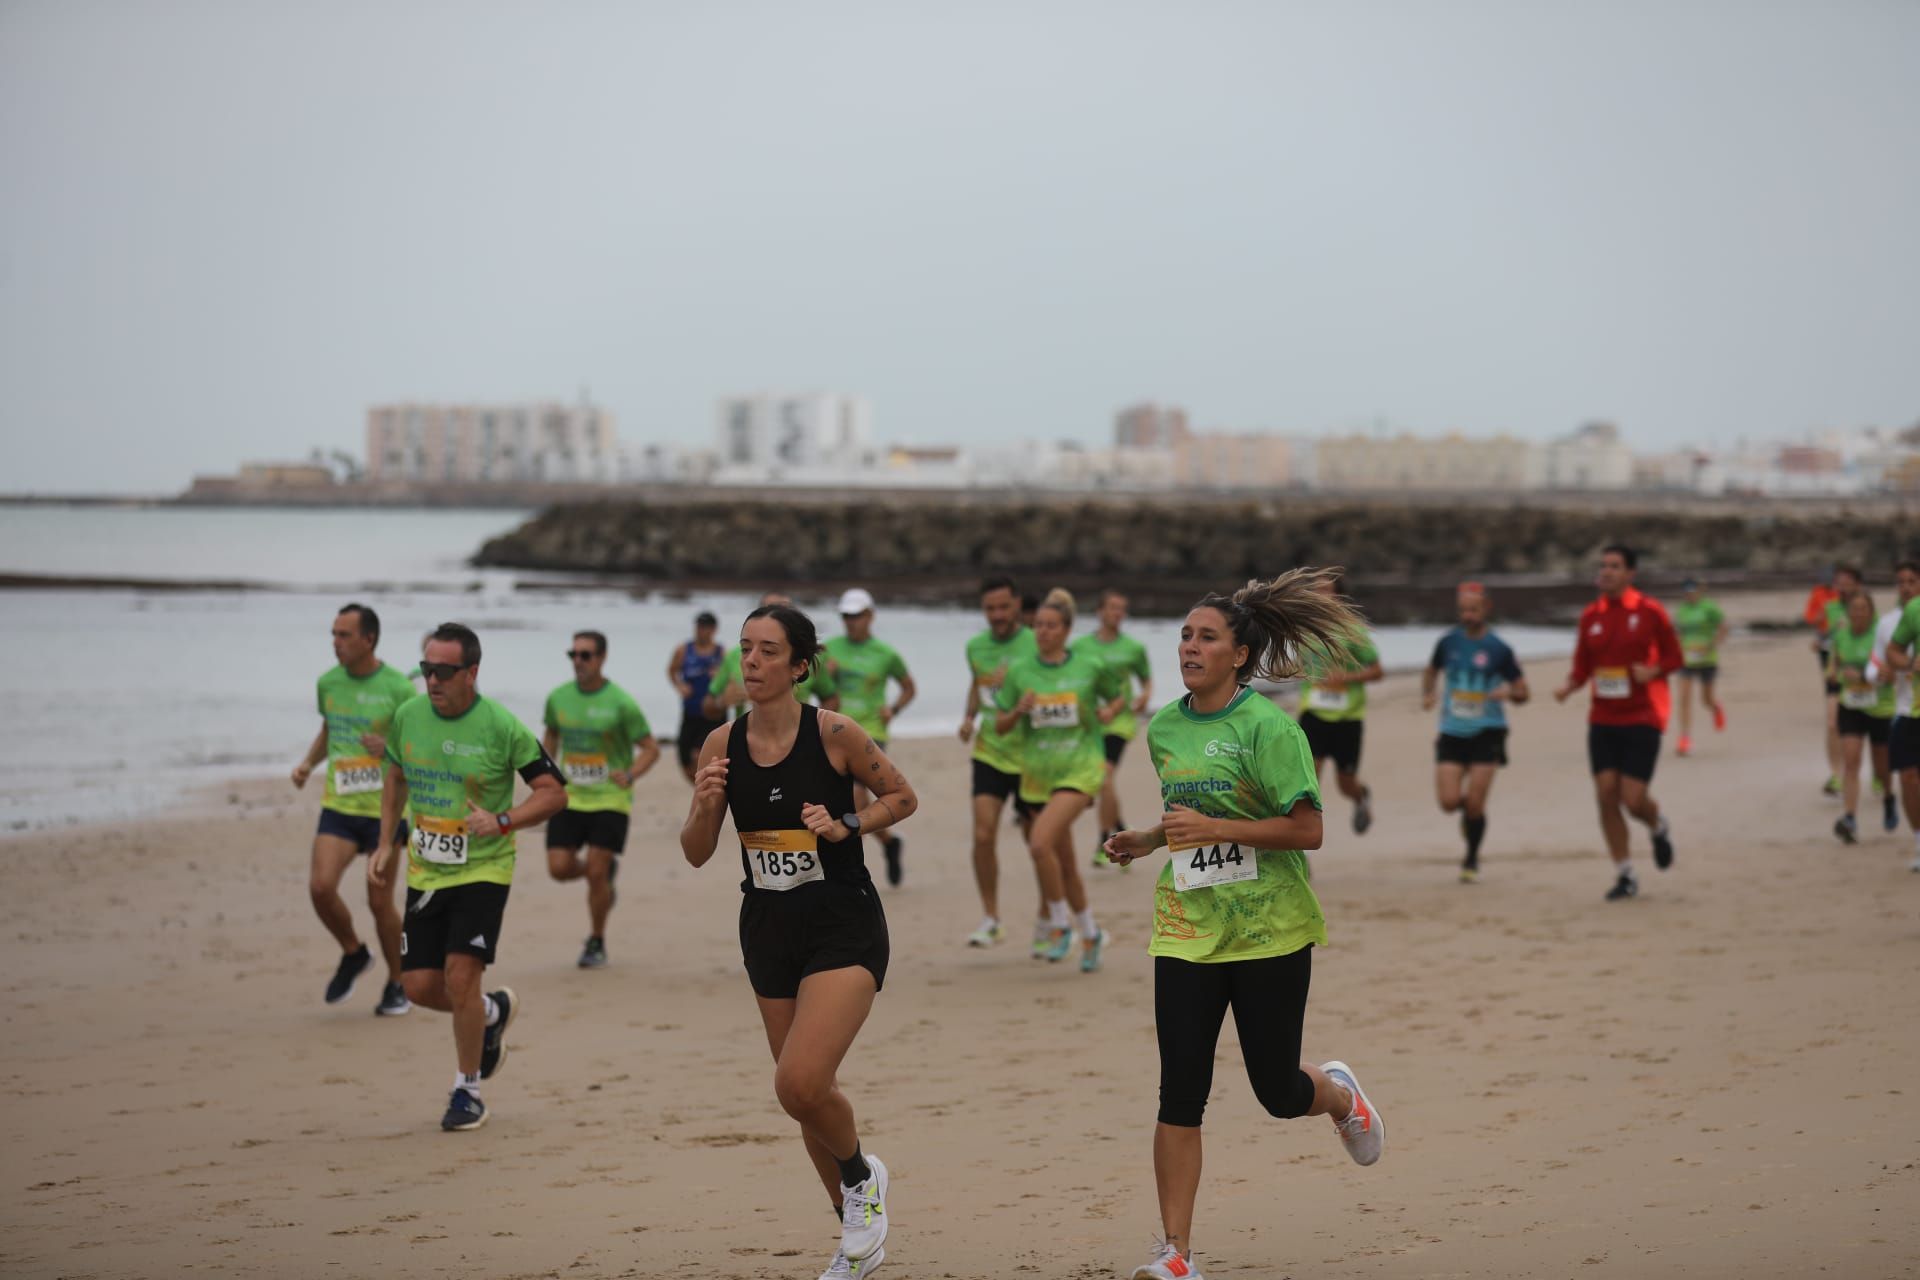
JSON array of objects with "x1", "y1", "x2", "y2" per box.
[{"x1": 317, "y1": 808, "x2": 409, "y2": 855}]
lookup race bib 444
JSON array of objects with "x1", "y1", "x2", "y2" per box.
[{"x1": 1169, "y1": 838, "x2": 1259, "y2": 892}]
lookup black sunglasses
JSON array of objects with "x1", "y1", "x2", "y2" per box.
[
  {"x1": 566, "y1": 649, "x2": 599, "y2": 661},
  {"x1": 420, "y1": 661, "x2": 469, "y2": 682}
]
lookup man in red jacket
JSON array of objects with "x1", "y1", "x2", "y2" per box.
[{"x1": 1554, "y1": 544, "x2": 1685, "y2": 901}]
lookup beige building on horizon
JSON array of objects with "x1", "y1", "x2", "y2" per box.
[{"x1": 366, "y1": 400, "x2": 618, "y2": 485}]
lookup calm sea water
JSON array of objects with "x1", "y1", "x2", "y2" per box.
[{"x1": 0, "y1": 505, "x2": 1571, "y2": 829}]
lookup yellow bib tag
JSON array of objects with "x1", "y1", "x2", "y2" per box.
[
  {"x1": 332, "y1": 754, "x2": 382, "y2": 796},
  {"x1": 1447, "y1": 690, "x2": 1487, "y2": 721},
  {"x1": 1030, "y1": 690, "x2": 1080, "y2": 729},
  {"x1": 564, "y1": 752, "x2": 609, "y2": 785},
  {"x1": 412, "y1": 814, "x2": 469, "y2": 865},
  {"x1": 740, "y1": 829, "x2": 824, "y2": 891},
  {"x1": 1594, "y1": 667, "x2": 1631, "y2": 699}
]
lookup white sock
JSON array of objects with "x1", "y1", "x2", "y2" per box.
[
  {"x1": 1047, "y1": 899, "x2": 1070, "y2": 929},
  {"x1": 979, "y1": 915, "x2": 1000, "y2": 930},
  {"x1": 1617, "y1": 861, "x2": 1636, "y2": 880},
  {"x1": 1075, "y1": 908, "x2": 1099, "y2": 940},
  {"x1": 483, "y1": 995, "x2": 500, "y2": 1026},
  {"x1": 454, "y1": 1071, "x2": 481, "y2": 1093}
]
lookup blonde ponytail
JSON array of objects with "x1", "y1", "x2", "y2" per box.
[{"x1": 1039, "y1": 587, "x2": 1077, "y2": 628}]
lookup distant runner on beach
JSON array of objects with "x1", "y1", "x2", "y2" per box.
[
  {"x1": 1421, "y1": 582, "x2": 1529, "y2": 882},
  {"x1": 825, "y1": 589, "x2": 916, "y2": 887},
  {"x1": 1671, "y1": 578, "x2": 1728, "y2": 757}
]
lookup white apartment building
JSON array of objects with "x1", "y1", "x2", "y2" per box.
[
  {"x1": 1545, "y1": 422, "x2": 1633, "y2": 490},
  {"x1": 1173, "y1": 432, "x2": 1293, "y2": 490},
  {"x1": 713, "y1": 392, "x2": 875, "y2": 483},
  {"x1": 366, "y1": 400, "x2": 618, "y2": 484}
]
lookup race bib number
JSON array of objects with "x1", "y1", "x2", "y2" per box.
[
  {"x1": 1170, "y1": 840, "x2": 1258, "y2": 892},
  {"x1": 411, "y1": 814, "x2": 469, "y2": 865},
  {"x1": 331, "y1": 754, "x2": 382, "y2": 795},
  {"x1": 1594, "y1": 667, "x2": 1632, "y2": 699},
  {"x1": 741, "y1": 829, "x2": 824, "y2": 891},
  {"x1": 1030, "y1": 691, "x2": 1080, "y2": 730},
  {"x1": 564, "y1": 752, "x2": 609, "y2": 785},
  {"x1": 1306, "y1": 685, "x2": 1349, "y2": 713},
  {"x1": 1447, "y1": 689, "x2": 1487, "y2": 721},
  {"x1": 1841, "y1": 685, "x2": 1877, "y2": 710},
  {"x1": 1684, "y1": 644, "x2": 1709, "y2": 665}
]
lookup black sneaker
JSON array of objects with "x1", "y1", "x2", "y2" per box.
[
  {"x1": 882, "y1": 837, "x2": 903, "y2": 887},
  {"x1": 325, "y1": 944, "x2": 372, "y2": 1004},
  {"x1": 1885, "y1": 795, "x2": 1899, "y2": 832},
  {"x1": 374, "y1": 981, "x2": 411, "y2": 1016},
  {"x1": 577, "y1": 936, "x2": 608, "y2": 970},
  {"x1": 1834, "y1": 815, "x2": 1859, "y2": 846},
  {"x1": 441, "y1": 1086, "x2": 487, "y2": 1132},
  {"x1": 479, "y1": 987, "x2": 517, "y2": 1079},
  {"x1": 1652, "y1": 823, "x2": 1674, "y2": 870},
  {"x1": 1605, "y1": 871, "x2": 1638, "y2": 901},
  {"x1": 1353, "y1": 788, "x2": 1373, "y2": 835}
]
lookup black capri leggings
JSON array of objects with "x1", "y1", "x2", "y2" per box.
[{"x1": 1155, "y1": 948, "x2": 1316, "y2": 1128}]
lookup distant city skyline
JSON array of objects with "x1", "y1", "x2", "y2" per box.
[{"x1": 3, "y1": 2, "x2": 1916, "y2": 493}]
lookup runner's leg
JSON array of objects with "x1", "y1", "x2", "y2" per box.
[
  {"x1": 585, "y1": 847, "x2": 616, "y2": 937},
  {"x1": 759, "y1": 967, "x2": 879, "y2": 1204},
  {"x1": 365, "y1": 840, "x2": 404, "y2": 982},
  {"x1": 1594, "y1": 771, "x2": 1629, "y2": 865},
  {"x1": 971, "y1": 793, "x2": 1004, "y2": 921},
  {"x1": 308, "y1": 834, "x2": 364, "y2": 953}
]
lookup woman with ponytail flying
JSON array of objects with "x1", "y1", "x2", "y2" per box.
[{"x1": 1104, "y1": 569, "x2": 1385, "y2": 1280}]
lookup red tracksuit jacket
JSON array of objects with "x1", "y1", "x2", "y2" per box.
[{"x1": 1567, "y1": 587, "x2": 1685, "y2": 729}]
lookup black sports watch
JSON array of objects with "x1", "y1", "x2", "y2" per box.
[
  {"x1": 841, "y1": 812, "x2": 863, "y2": 833},
  {"x1": 497, "y1": 811, "x2": 514, "y2": 832}
]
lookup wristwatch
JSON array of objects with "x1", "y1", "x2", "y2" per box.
[
  {"x1": 841, "y1": 812, "x2": 863, "y2": 833},
  {"x1": 497, "y1": 811, "x2": 513, "y2": 832}
]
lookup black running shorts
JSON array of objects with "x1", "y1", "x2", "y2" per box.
[
  {"x1": 1587, "y1": 723, "x2": 1661, "y2": 782},
  {"x1": 739, "y1": 881, "x2": 890, "y2": 999},
  {"x1": 1299, "y1": 713, "x2": 1363, "y2": 775},
  {"x1": 1103, "y1": 734, "x2": 1128, "y2": 766},
  {"x1": 403, "y1": 881, "x2": 511, "y2": 971},
  {"x1": 546, "y1": 807, "x2": 631, "y2": 853},
  {"x1": 1435, "y1": 729, "x2": 1509, "y2": 767},
  {"x1": 1837, "y1": 707, "x2": 1892, "y2": 746},
  {"x1": 1890, "y1": 717, "x2": 1920, "y2": 772},
  {"x1": 971, "y1": 759, "x2": 1021, "y2": 801}
]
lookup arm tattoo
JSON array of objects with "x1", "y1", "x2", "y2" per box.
[{"x1": 831, "y1": 723, "x2": 844, "y2": 733}]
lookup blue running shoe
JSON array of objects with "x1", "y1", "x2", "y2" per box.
[{"x1": 441, "y1": 1086, "x2": 486, "y2": 1131}]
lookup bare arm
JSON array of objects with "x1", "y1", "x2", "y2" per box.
[
  {"x1": 959, "y1": 665, "x2": 981, "y2": 742},
  {"x1": 703, "y1": 674, "x2": 744, "y2": 721},
  {"x1": 1503, "y1": 676, "x2": 1532, "y2": 705},
  {"x1": 1420, "y1": 665, "x2": 1440, "y2": 710},
  {"x1": 621, "y1": 735, "x2": 661, "y2": 786},
  {"x1": 994, "y1": 693, "x2": 1033, "y2": 737},
  {"x1": 1349, "y1": 660, "x2": 1385, "y2": 686},
  {"x1": 807, "y1": 711, "x2": 919, "y2": 839},
  {"x1": 884, "y1": 671, "x2": 917, "y2": 726},
  {"x1": 679, "y1": 724, "x2": 732, "y2": 868},
  {"x1": 369, "y1": 766, "x2": 411, "y2": 889},
  {"x1": 542, "y1": 727, "x2": 560, "y2": 757},
  {"x1": 1133, "y1": 676, "x2": 1154, "y2": 714},
  {"x1": 291, "y1": 721, "x2": 329, "y2": 787},
  {"x1": 667, "y1": 644, "x2": 691, "y2": 699}
]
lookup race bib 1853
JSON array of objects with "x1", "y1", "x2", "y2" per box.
[{"x1": 741, "y1": 829, "x2": 824, "y2": 891}]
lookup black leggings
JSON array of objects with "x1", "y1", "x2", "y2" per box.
[{"x1": 1155, "y1": 948, "x2": 1316, "y2": 1127}]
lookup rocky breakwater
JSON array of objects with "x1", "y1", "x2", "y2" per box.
[{"x1": 473, "y1": 494, "x2": 1920, "y2": 623}]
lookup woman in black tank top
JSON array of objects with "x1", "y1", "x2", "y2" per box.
[{"x1": 680, "y1": 604, "x2": 919, "y2": 1276}]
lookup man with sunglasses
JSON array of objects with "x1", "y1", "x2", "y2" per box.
[
  {"x1": 544, "y1": 630, "x2": 660, "y2": 969},
  {"x1": 291, "y1": 602, "x2": 418, "y2": 1015},
  {"x1": 372, "y1": 622, "x2": 567, "y2": 1132}
]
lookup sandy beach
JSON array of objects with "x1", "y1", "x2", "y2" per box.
[{"x1": 5, "y1": 594, "x2": 1919, "y2": 1279}]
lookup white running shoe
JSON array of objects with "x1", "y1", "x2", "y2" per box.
[
  {"x1": 1321, "y1": 1060, "x2": 1383, "y2": 1166},
  {"x1": 966, "y1": 919, "x2": 1004, "y2": 948},
  {"x1": 1130, "y1": 1238, "x2": 1205, "y2": 1280},
  {"x1": 820, "y1": 1244, "x2": 885, "y2": 1279},
  {"x1": 839, "y1": 1153, "x2": 889, "y2": 1261}
]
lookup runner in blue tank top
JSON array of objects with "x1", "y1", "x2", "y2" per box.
[
  {"x1": 1421, "y1": 583, "x2": 1528, "y2": 883},
  {"x1": 668, "y1": 611, "x2": 727, "y2": 783}
]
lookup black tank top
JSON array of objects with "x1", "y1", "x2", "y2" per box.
[{"x1": 726, "y1": 703, "x2": 868, "y2": 894}]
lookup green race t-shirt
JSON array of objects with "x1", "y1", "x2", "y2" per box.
[
  {"x1": 711, "y1": 646, "x2": 839, "y2": 718},
  {"x1": 965, "y1": 625, "x2": 1038, "y2": 774},
  {"x1": 1672, "y1": 598, "x2": 1726, "y2": 669},
  {"x1": 386, "y1": 695, "x2": 546, "y2": 891},
  {"x1": 1830, "y1": 621, "x2": 1894, "y2": 718},
  {"x1": 824, "y1": 635, "x2": 908, "y2": 740},
  {"x1": 1297, "y1": 630, "x2": 1380, "y2": 723},
  {"x1": 316, "y1": 662, "x2": 419, "y2": 818},
  {"x1": 1888, "y1": 597, "x2": 1920, "y2": 654},
  {"x1": 542, "y1": 679, "x2": 652, "y2": 814},
  {"x1": 1078, "y1": 630, "x2": 1153, "y2": 741},
  {"x1": 995, "y1": 647, "x2": 1125, "y2": 804},
  {"x1": 1145, "y1": 688, "x2": 1327, "y2": 964}
]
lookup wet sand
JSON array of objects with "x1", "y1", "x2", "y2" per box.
[{"x1": 4, "y1": 599, "x2": 1919, "y2": 1278}]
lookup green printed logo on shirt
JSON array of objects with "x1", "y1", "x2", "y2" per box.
[
  {"x1": 386, "y1": 695, "x2": 545, "y2": 891},
  {"x1": 823, "y1": 635, "x2": 908, "y2": 741},
  {"x1": 316, "y1": 662, "x2": 418, "y2": 818},
  {"x1": 995, "y1": 647, "x2": 1125, "y2": 805}
]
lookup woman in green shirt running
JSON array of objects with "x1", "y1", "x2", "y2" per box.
[
  {"x1": 994, "y1": 588, "x2": 1128, "y2": 972},
  {"x1": 1103, "y1": 569, "x2": 1385, "y2": 1280}
]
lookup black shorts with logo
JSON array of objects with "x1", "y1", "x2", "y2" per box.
[
  {"x1": 546, "y1": 807, "x2": 631, "y2": 853},
  {"x1": 1435, "y1": 729, "x2": 1509, "y2": 767},
  {"x1": 1836, "y1": 707, "x2": 1892, "y2": 745},
  {"x1": 739, "y1": 880, "x2": 889, "y2": 999},
  {"x1": 1587, "y1": 724, "x2": 1662, "y2": 782},
  {"x1": 316, "y1": 808, "x2": 409, "y2": 854},
  {"x1": 971, "y1": 759, "x2": 1022, "y2": 801},
  {"x1": 1103, "y1": 734, "x2": 1129, "y2": 765},
  {"x1": 1889, "y1": 716, "x2": 1920, "y2": 772},
  {"x1": 1299, "y1": 713, "x2": 1363, "y2": 775},
  {"x1": 403, "y1": 881, "x2": 511, "y2": 971}
]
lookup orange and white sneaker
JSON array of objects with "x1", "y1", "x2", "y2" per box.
[
  {"x1": 1322, "y1": 1060, "x2": 1383, "y2": 1166},
  {"x1": 1676, "y1": 735, "x2": 1692, "y2": 757},
  {"x1": 1130, "y1": 1238, "x2": 1204, "y2": 1280}
]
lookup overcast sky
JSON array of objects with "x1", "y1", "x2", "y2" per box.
[{"x1": 3, "y1": 1, "x2": 1916, "y2": 493}]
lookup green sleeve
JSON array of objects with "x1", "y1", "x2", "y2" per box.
[
  {"x1": 1708, "y1": 602, "x2": 1725, "y2": 627},
  {"x1": 995, "y1": 667, "x2": 1023, "y2": 711},
  {"x1": 1264, "y1": 718, "x2": 1323, "y2": 814},
  {"x1": 888, "y1": 646, "x2": 909, "y2": 680},
  {"x1": 1353, "y1": 635, "x2": 1380, "y2": 666},
  {"x1": 1099, "y1": 661, "x2": 1127, "y2": 701},
  {"x1": 316, "y1": 678, "x2": 327, "y2": 718},
  {"x1": 506, "y1": 712, "x2": 542, "y2": 770},
  {"x1": 383, "y1": 705, "x2": 406, "y2": 766}
]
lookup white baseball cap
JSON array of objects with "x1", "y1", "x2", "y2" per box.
[{"x1": 838, "y1": 587, "x2": 875, "y2": 616}]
